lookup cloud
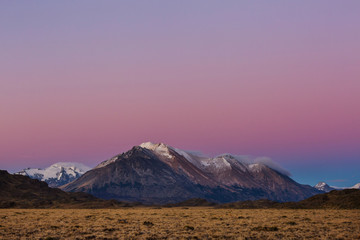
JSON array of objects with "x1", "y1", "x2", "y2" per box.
[{"x1": 232, "y1": 155, "x2": 291, "y2": 176}]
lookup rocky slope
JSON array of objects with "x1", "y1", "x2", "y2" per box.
[
  {"x1": 15, "y1": 162, "x2": 91, "y2": 187},
  {"x1": 62, "y1": 142, "x2": 321, "y2": 204},
  {"x1": 0, "y1": 170, "x2": 138, "y2": 208}
]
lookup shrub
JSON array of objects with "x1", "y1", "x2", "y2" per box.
[
  {"x1": 143, "y1": 221, "x2": 154, "y2": 226},
  {"x1": 251, "y1": 226, "x2": 279, "y2": 231},
  {"x1": 185, "y1": 225, "x2": 195, "y2": 231}
]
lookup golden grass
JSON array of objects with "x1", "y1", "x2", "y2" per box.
[{"x1": 0, "y1": 208, "x2": 359, "y2": 239}]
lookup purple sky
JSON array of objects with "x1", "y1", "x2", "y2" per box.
[{"x1": 1, "y1": 1, "x2": 359, "y2": 187}]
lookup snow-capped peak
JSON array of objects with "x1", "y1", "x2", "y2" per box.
[
  {"x1": 315, "y1": 182, "x2": 327, "y2": 188},
  {"x1": 139, "y1": 142, "x2": 174, "y2": 159},
  {"x1": 139, "y1": 142, "x2": 291, "y2": 175},
  {"x1": 140, "y1": 142, "x2": 167, "y2": 150},
  {"x1": 314, "y1": 181, "x2": 335, "y2": 192},
  {"x1": 15, "y1": 162, "x2": 91, "y2": 187},
  {"x1": 351, "y1": 183, "x2": 360, "y2": 189},
  {"x1": 40, "y1": 162, "x2": 90, "y2": 180},
  {"x1": 200, "y1": 155, "x2": 232, "y2": 170}
]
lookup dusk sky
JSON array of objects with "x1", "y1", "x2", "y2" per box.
[{"x1": 1, "y1": 1, "x2": 359, "y2": 187}]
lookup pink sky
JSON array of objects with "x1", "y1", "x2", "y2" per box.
[{"x1": 1, "y1": 1, "x2": 359, "y2": 186}]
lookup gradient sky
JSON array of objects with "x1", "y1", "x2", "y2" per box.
[{"x1": 1, "y1": 1, "x2": 359, "y2": 187}]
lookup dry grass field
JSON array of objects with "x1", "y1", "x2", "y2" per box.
[{"x1": 0, "y1": 208, "x2": 359, "y2": 240}]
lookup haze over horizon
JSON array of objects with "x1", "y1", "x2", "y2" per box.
[{"x1": 1, "y1": 1, "x2": 359, "y2": 187}]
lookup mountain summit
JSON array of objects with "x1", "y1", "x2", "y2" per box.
[
  {"x1": 62, "y1": 142, "x2": 320, "y2": 204},
  {"x1": 314, "y1": 182, "x2": 335, "y2": 192},
  {"x1": 15, "y1": 162, "x2": 91, "y2": 187}
]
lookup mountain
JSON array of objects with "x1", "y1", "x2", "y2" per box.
[
  {"x1": 314, "y1": 182, "x2": 360, "y2": 191},
  {"x1": 314, "y1": 182, "x2": 335, "y2": 192},
  {"x1": 0, "y1": 170, "x2": 140, "y2": 208},
  {"x1": 2, "y1": 168, "x2": 357, "y2": 209},
  {"x1": 217, "y1": 189, "x2": 360, "y2": 209},
  {"x1": 15, "y1": 162, "x2": 91, "y2": 187},
  {"x1": 62, "y1": 142, "x2": 320, "y2": 204}
]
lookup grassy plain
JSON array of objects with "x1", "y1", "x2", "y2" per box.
[{"x1": 0, "y1": 208, "x2": 359, "y2": 240}]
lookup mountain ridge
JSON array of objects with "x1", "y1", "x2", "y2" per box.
[
  {"x1": 314, "y1": 181, "x2": 360, "y2": 192},
  {"x1": 1, "y1": 169, "x2": 359, "y2": 209},
  {"x1": 62, "y1": 142, "x2": 321, "y2": 204},
  {"x1": 15, "y1": 162, "x2": 91, "y2": 187}
]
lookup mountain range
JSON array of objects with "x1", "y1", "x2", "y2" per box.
[
  {"x1": 62, "y1": 142, "x2": 321, "y2": 204},
  {"x1": 15, "y1": 162, "x2": 91, "y2": 187},
  {"x1": 2, "y1": 168, "x2": 359, "y2": 209},
  {"x1": 314, "y1": 181, "x2": 360, "y2": 192}
]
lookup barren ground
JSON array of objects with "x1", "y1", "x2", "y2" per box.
[{"x1": 0, "y1": 208, "x2": 359, "y2": 239}]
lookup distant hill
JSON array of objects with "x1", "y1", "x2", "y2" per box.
[
  {"x1": 0, "y1": 170, "x2": 140, "y2": 208},
  {"x1": 217, "y1": 189, "x2": 360, "y2": 209},
  {"x1": 15, "y1": 162, "x2": 91, "y2": 187},
  {"x1": 289, "y1": 189, "x2": 360, "y2": 209}
]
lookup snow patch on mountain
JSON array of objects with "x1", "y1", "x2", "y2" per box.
[
  {"x1": 315, "y1": 182, "x2": 327, "y2": 189},
  {"x1": 201, "y1": 155, "x2": 232, "y2": 170},
  {"x1": 95, "y1": 156, "x2": 120, "y2": 169},
  {"x1": 140, "y1": 142, "x2": 174, "y2": 159},
  {"x1": 248, "y1": 163, "x2": 267, "y2": 172},
  {"x1": 230, "y1": 155, "x2": 291, "y2": 176}
]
